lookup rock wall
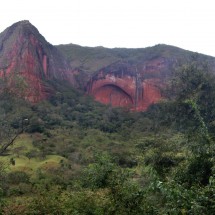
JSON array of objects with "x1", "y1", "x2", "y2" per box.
[
  {"x1": 87, "y1": 60, "x2": 165, "y2": 111},
  {"x1": 0, "y1": 21, "x2": 76, "y2": 102},
  {"x1": 1, "y1": 21, "x2": 195, "y2": 111}
]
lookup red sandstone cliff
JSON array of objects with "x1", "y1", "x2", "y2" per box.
[
  {"x1": 1, "y1": 21, "x2": 215, "y2": 111},
  {"x1": 0, "y1": 20, "x2": 76, "y2": 102},
  {"x1": 87, "y1": 59, "x2": 169, "y2": 111}
]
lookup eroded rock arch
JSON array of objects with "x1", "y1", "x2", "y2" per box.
[{"x1": 93, "y1": 84, "x2": 134, "y2": 108}]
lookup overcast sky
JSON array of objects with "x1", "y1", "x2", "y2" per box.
[{"x1": 1, "y1": 0, "x2": 215, "y2": 56}]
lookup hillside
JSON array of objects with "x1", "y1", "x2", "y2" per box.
[
  {"x1": 0, "y1": 20, "x2": 76, "y2": 102},
  {"x1": 1, "y1": 21, "x2": 215, "y2": 111},
  {"x1": 57, "y1": 43, "x2": 215, "y2": 74},
  {"x1": 1, "y1": 62, "x2": 215, "y2": 214},
  {"x1": 0, "y1": 21, "x2": 215, "y2": 214},
  {"x1": 58, "y1": 43, "x2": 215, "y2": 110}
]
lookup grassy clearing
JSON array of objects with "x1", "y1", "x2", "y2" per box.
[{"x1": 1, "y1": 133, "x2": 66, "y2": 175}]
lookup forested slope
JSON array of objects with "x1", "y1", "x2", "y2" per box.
[{"x1": 0, "y1": 63, "x2": 215, "y2": 214}]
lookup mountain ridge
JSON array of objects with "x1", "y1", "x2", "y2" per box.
[
  {"x1": 57, "y1": 42, "x2": 215, "y2": 110},
  {"x1": 1, "y1": 20, "x2": 215, "y2": 110}
]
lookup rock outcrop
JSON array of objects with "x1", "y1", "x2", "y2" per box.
[
  {"x1": 87, "y1": 58, "x2": 172, "y2": 111},
  {"x1": 1, "y1": 21, "x2": 215, "y2": 111},
  {"x1": 0, "y1": 20, "x2": 76, "y2": 102}
]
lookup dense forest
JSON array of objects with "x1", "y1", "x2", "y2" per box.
[{"x1": 0, "y1": 63, "x2": 215, "y2": 214}]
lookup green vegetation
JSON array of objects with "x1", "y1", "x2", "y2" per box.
[
  {"x1": 57, "y1": 43, "x2": 215, "y2": 74},
  {"x1": 0, "y1": 63, "x2": 215, "y2": 214}
]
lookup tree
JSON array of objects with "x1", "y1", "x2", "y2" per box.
[
  {"x1": 81, "y1": 152, "x2": 115, "y2": 189},
  {"x1": 0, "y1": 118, "x2": 29, "y2": 155},
  {"x1": 25, "y1": 150, "x2": 37, "y2": 161},
  {"x1": 162, "y1": 63, "x2": 215, "y2": 187},
  {"x1": 0, "y1": 75, "x2": 31, "y2": 155},
  {"x1": 81, "y1": 153, "x2": 153, "y2": 214}
]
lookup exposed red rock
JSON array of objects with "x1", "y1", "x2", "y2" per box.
[
  {"x1": 0, "y1": 20, "x2": 76, "y2": 102},
  {"x1": 2, "y1": 21, "x2": 215, "y2": 111},
  {"x1": 87, "y1": 60, "x2": 166, "y2": 111},
  {"x1": 0, "y1": 19, "x2": 170, "y2": 111}
]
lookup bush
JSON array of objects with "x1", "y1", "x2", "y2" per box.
[
  {"x1": 175, "y1": 154, "x2": 213, "y2": 186},
  {"x1": 7, "y1": 171, "x2": 30, "y2": 185}
]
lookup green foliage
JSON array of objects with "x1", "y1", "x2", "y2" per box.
[
  {"x1": 175, "y1": 154, "x2": 213, "y2": 187},
  {"x1": 27, "y1": 186, "x2": 64, "y2": 215},
  {"x1": 57, "y1": 43, "x2": 215, "y2": 77},
  {"x1": 62, "y1": 191, "x2": 110, "y2": 215},
  {"x1": 153, "y1": 176, "x2": 215, "y2": 214},
  {"x1": 107, "y1": 169, "x2": 148, "y2": 214},
  {"x1": 1, "y1": 61, "x2": 215, "y2": 214},
  {"x1": 81, "y1": 153, "x2": 116, "y2": 189},
  {"x1": 26, "y1": 116, "x2": 45, "y2": 133},
  {"x1": 0, "y1": 162, "x2": 7, "y2": 212},
  {"x1": 80, "y1": 153, "x2": 155, "y2": 214},
  {"x1": 7, "y1": 171, "x2": 30, "y2": 185}
]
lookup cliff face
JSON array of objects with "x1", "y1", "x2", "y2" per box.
[
  {"x1": 59, "y1": 45, "x2": 215, "y2": 111},
  {"x1": 58, "y1": 44, "x2": 215, "y2": 111},
  {"x1": 0, "y1": 21, "x2": 76, "y2": 102},
  {"x1": 1, "y1": 21, "x2": 215, "y2": 111},
  {"x1": 87, "y1": 58, "x2": 173, "y2": 111}
]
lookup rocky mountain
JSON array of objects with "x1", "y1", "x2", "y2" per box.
[
  {"x1": 57, "y1": 44, "x2": 215, "y2": 111},
  {"x1": 0, "y1": 20, "x2": 76, "y2": 102},
  {"x1": 1, "y1": 21, "x2": 215, "y2": 110}
]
